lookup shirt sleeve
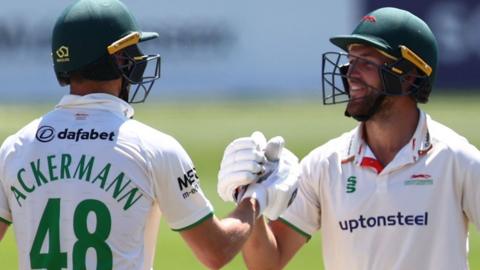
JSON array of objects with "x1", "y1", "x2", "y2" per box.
[
  {"x1": 460, "y1": 144, "x2": 480, "y2": 230},
  {"x1": 0, "y1": 137, "x2": 13, "y2": 224},
  {"x1": 280, "y1": 152, "x2": 322, "y2": 238},
  {"x1": 0, "y1": 187, "x2": 11, "y2": 224},
  {"x1": 151, "y1": 137, "x2": 213, "y2": 231}
]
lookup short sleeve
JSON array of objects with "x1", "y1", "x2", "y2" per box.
[
  {"x1": 151, "y1": 138, "x2": 213, "y2": 231},
  {"x1": 460, "y1": 145, "x2": 480, "y2": 230},
  {"x1": 280, "y1": 153, "x2": 322, "y2": 238},
  {"x1": 0, "y1": 185, "x2": 11, "y2": 224}
]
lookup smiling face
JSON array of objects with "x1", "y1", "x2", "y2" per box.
[{"x1": 344, "y1": 44, "x2": 392, "y2": 121}]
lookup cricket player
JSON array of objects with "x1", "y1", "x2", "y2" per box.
[
  {"x1": 219, "y1": 7, "x2": 480, "y2": 270},
  {"x1": 0, "y1": 0, "x2": 299, "y2": 269}
]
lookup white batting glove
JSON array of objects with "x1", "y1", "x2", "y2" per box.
[
  {"x1": 242, "y1": 137, "x2": 300, "y2": 220},
  {"x1": 261, "y1": 147, "x2": 300, "y2": 220},
  {"x1": 217, "y1": 131, "x2": 267, "y2": 202}
]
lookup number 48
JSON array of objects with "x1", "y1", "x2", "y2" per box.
[{"x1": 29, "y1": 198, "x2": 113, "y2": 270}]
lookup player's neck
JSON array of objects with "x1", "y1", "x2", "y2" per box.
[
  {"x1": 363, "y1": 100, "x2": 419, "y2": 166},
  {"x1": 70, "y1": 78, "x2": 122, "y2": 97}
]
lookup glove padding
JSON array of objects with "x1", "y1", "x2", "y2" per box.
[
  {"x1": 243, "y1": 146, "x2": 300, "y2": 220},
  {"x1": 217, "y1": 131, "x2": 267, "y2": 202}
]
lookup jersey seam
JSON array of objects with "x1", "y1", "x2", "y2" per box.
[
  {"x1": 124, "y1": 121, "x2": 157, "y2": 201},
  {"x1": 138, "y1": 132, "x2": 157, "y2": 201}
]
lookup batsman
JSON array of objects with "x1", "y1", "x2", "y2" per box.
[
  {"x1": 220, "y1": 7, "x2": 480, "y2": 270},
  {"x1": 0, "y1": 0, "x2": 299, "y2": 269}
]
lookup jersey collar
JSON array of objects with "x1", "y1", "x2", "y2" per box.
[
  {"x1": 342, "y1": 110, "x2": 432, "y2": 174},
  {"x1": 55, "y1": 93, "x2": 134, "y2": 119}
]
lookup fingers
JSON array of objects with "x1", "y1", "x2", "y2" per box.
[
  {"x1": 218, "y1": 132, "x2": 267, "y2": 202},
  {"x1": 221, "y1": 171, "x2": 259, "y2": 187},
  {"x1": 224, "y1": 137, "x2": 258, "y2": 154},
  {"x1": 217, "y1": 170, "x2": 260, "y2": 202},
  {"x1": 265, "y1": 136, "x2": 284, "y2": 161},
  {"x1": 221, "y1": 148, "x2": 265, "y2": 167},
  {"x1": 222, "y1": 131, "x2": 268, "y2": 159},
  {"x1": 221, "y1": 131, "x2": 267, "y2": 168},
  {"x1": 217, "y1": 131, "x2": 289, "y2": 203},
  {"x1": 218, "y1": 160, "x2": 264, "y2": 179}
]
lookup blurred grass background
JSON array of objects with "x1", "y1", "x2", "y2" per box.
[{"x1": 0, "y1": 92, "x2": 479, "y2": 269}]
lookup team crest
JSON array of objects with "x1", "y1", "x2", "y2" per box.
[
  {"x1": 404, "y1": 174, "x2": 433, "y2": 186},
  {"x1": 361, "y1": 15, "x2": 376, "y2": 23}
]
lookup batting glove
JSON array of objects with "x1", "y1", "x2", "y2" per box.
[
  {"x1": 261, "y1": 147, "x2": 300, "y2": 220},
  {"x1": 242, "y1": 138, "x2": 300, "y2": 220},
  {"x1": 217, "y1": 131, "x2": 267, "y2": 202}
]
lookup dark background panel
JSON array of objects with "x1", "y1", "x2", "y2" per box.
[{"x1": 364, "y1": 1, "x2": 480, "y2": 89}]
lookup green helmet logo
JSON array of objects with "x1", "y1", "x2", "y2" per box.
[{"x1": 322, "y1": 7, "x2": 439, "y2": 105}]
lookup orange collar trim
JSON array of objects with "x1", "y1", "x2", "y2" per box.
[{"x1": 360, "y1": 157, "x2": 384, "y2": 174}]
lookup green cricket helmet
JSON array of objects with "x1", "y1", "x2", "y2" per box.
[
  {"x1": 52, "y1": 0, "x2": 161, "y2": 103},
  {"x1": 322, "y1": 7, "x2": 438, "y2": 105}
]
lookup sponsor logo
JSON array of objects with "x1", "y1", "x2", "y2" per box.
[
  {"x1": 55, "y1": 46, "x2": 70, "y2": 63},
  {"x1": 182, "y1": 183, "x2": 200, "y2": 199},
  {"x1": 339, "y1": 212, "x2": 429, "y2": 233},
  {"x1": 404, "y1": 174, "x2": 433, "y2": 186},
  {"x1": 361, "y1": 15, "x2": 376, "y2": 23},
  {"x1": 177, "y1": 168, "x2": 199, "y2": 191},
  {"x1": 36, "y1": 126, "x2": 56, "y2": 142},
  {"x1": 346, "y1": 176, "x2": 357, "y2": 193},
  {"x1": 177, "y1": 168, "x2": 201, "y2": 199},
  {"x1": 35, "y1": 126, "x2": 115, "y2": 142}
]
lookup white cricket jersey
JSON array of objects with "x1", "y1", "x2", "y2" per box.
[
  {"x1": 0, "y1": 94, "x2": 213, "y2": 270},
  {"x1": 281, "y1": 110, "x2": 480, "y2": 270}
]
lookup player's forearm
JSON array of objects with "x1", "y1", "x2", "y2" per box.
[
  {"x1": 214, "y1": 197, "x2": 259, "y2": 261},
  {"x1": 242, "y1": 217, "x2": 282, "y2": 270},
  {"x1": 182, "y1": 198, "x2": 258, "y2": 269}
]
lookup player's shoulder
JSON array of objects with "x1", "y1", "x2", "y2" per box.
[
  {"x1": 427, "y1": 115, "x2": 480, "y2": 157},
  {"x1": 121, "y1": 119, "x2": 187, "y2": 155},
  {"x1": 0, "y1": 118, "x2": 42, "y2": 150},
  {"x1": 122, "y1": 120, "x2": 195, "y2": 177},
  {"x1": 4, "y1": 107, "x2": 81, "y2": 145},
  {"x1": 122, "y1": 119, "x2": 177, "y2": 141},
  {"x1": 0, "y1": 117, "x2": 42, "y2": 170},
  {"x1": 428, "y1": 116, "x2": 470, "y2": 147}
]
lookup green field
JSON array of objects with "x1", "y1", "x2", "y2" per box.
[{"x1": 0, "y1": 92, "x2": 479, "y2": 269}]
